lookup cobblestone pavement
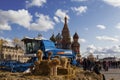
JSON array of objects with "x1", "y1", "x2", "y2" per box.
[{"x1": 101, "y1": 68, "x2": 120, "y2": 80}]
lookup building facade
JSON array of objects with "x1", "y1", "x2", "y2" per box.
[{"x1": 0, "y1": 39, "x2": 29, "y2": 62}]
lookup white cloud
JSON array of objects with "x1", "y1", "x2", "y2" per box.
[
  {"x1": 0, "y1": 9, "x2": 32, "y2": 30},
  {"x1": 0, "y1": 24, "x2": 11, "y2": 30},
  {"x1": 114, "y1": 35, "x2": 119, "y2": 38},
  {"x1": 0, "y1": 9, "x2": 55, "y2": 32},
  {"x1": 79, "y1": 38, "x2": 86, "y2": 43},
  {"x1": 96, "y1": 45, "x2": 120, "y2": 57},
  {"x1": 54, "y1": 9, "x2": 70, "y2": 23},
  {"x1": 71, "y1": 6, "x2": 87, "y2": 15},
  {"x1": 30, "y1": 13, "x2": 55, "y2": 31},
  {"x1": 26, "y1": 0, "x2": 47, "y2": 8},
  {"x1": 86, "y1": 44, "x2": 96, "y2": 53},
  {"x1": 96, "y1": 25, "x2": 106, "y2": 30},
  {"x1": 96, "y1": 36, "x2": 119, "y2": 42},
  {"x1": 103, "y1": 0, "x2": 120, "y2": 7},
  {"x1": 116, "y1": 23, "x2": 120, "y2": 29},
  {"x1": 71, "y1": 0, "x2": 88, "y2": 2},
  {"x1": 53, "y1": 16, "x2": 60, "y2": 23},
  {"x1": 85, "y1": 45, "x2": 120, "y2": 58}
]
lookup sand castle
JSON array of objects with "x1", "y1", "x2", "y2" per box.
[{"x1": 31, "y1": 50, "x2": 74, "y2": 76}]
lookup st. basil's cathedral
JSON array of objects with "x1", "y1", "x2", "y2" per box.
[{"x1": 50, "y1": 16, "x2": 80, "y2": 55}]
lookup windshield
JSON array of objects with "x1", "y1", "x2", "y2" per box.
[{"x1": 25, "y1": 41, "x2": 40, "y2": 54}]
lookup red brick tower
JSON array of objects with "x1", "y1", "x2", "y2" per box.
[{"x1": 71, "y1": 32, "x2": 80, "y2": 54}]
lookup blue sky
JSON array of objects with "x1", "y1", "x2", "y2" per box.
[{"x1": 1, "y1": 0, "x2": 120, "y2": 58}]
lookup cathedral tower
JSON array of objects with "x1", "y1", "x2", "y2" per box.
[
  {"x1": 71, "y1": 32, "x2": 80, "y2": 54},
  {"x1": 61, "y1": 16, "x2": 71, "y2": 49}
]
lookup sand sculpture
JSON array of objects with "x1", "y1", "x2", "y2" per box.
[
  {"x1": 31, "y1": 50, "x2": 74, "y2": 76},
  {"x1": 49, "y1": 58, "x2": 60, "y2": 76}
]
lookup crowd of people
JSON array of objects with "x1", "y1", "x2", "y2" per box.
[
  {"x1": 76, "y1": 56, "x2": 120, "y2": 72},
  {"x1": 75, "y1": 55, "x2": 120, "y2": 80},
  {"x1": 103, "y1": 61, "x2": 120, "y2": 69}
]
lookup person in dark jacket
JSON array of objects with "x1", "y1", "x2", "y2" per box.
[
  {"x1": 82, "y1": 58, "x2": 88, "y2": 71},
  {"x1": 93, "y1": 63, "x2": 101, "y2": 74},
  {"x1": 93, "y1": 62, "x2": 105, "y2": 80}
]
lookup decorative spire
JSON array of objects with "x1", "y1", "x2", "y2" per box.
[
  {"x1": 73, "y1": 32, "x2": 79, "y2": 39},
  {"x1": 50, "y1": 34, "x2": 56, "y2": 43},
  {"x1": 62, "y1": 16, "x2": 69, "y2": 32},
  {"x1": 56, "y1": 33, "x2": 62, "y2": 40},
  {"x1": 65, "y1": 16, "x2": 67, "y2": 24}
]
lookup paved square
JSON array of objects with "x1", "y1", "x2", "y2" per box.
[{"x1": 101, "y1": 69, "x2": 120, "y2": 80}]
